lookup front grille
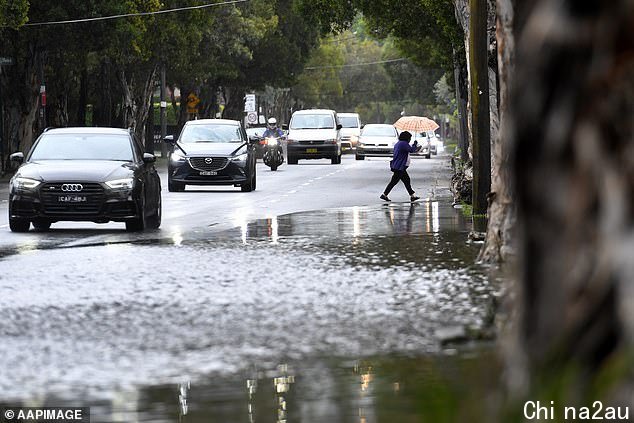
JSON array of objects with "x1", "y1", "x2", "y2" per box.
[
  {"x1": 188, "y1": 157, "x2": 228, "y2": 172},
  {"x1": 40, "y1": 183, "x2": 105, "y2": 215},
  {"x1": 299, "y1": 140, "x2": 325, "y2": 145}
]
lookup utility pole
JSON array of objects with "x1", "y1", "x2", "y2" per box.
[
  {"x1": 160, "y1": 63, "x2": 167, "y2": 158},
  {"x1": 469, "y1": 0, "x2": 491, "y2": 216}
]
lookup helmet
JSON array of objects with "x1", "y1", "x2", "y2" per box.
[{"x1": 267, "y1": 117, "x2": 277, "y2": 128}]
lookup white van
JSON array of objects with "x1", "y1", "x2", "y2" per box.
[
  {"x1": 286, "y1": 109, "x2": 342, "y2": 165},
  {"x1": 337, "y1": 112, "x2": 361, "y2": 151}
]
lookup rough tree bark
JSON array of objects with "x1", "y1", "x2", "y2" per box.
[
  {"x1": 477, "y1": 0, "x2": 516, "y2": 262},
  {"x1": 509, "y1": 0, "x2": 633, "y2": 407}
]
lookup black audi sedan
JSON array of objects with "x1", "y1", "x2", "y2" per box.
[
  {"x1": 8, "y1": 127, "x2": 161, "y2": 232},
  {"x1": 165, "y1": 119, "x2": 258, "y2": 192}
]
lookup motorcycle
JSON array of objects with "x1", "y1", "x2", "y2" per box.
[{"x1": 262, "y1": 136, "x2": 284, "y2": 171}]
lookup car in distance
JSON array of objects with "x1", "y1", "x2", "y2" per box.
[
  {"x1": 337, "y1": 112, "x2": 361, "y2": 152},
  {"x1": 286, "y1": 109, "x2": 342, "y2": 165},
  {"x1": 8, "y1": 127, "x2": 161, "y2": 232},
  {"x1": 355, "y1": 124, "x2": 399, "y2": 160},
  {"x1": 412, "y1": 131, "x2": 432, "y2": 159},
  {"x1": 166, "y1": 119, "x2": 258, "y2": 192}
]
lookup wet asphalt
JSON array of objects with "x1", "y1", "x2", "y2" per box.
[{"x1": 0, "y1": 154, "x2": 500, "y2": 421}]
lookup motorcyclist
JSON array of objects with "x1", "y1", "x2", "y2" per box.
[{"x1": 262, "y1": 117, "x2": 284, "y2": 139}]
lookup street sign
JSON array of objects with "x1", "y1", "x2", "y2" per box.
[
  {"x1": 244, "y1": 94, "x2": 256, "y2": 113},
  {"x1": 186, "y1": 92, "x2": 201, "y2": 114},
  {"x1": 0, "y1": 57, "x2": 14, "y2": 66},
  {"x1": 246, "y1": 112, "x2": 258, "y2": 124}
]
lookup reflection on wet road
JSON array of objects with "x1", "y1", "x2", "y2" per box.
[{"x1": 0, "y1": 201, "x2": 498, "y2": 421}]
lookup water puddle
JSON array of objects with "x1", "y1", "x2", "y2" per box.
[{"x1": 0, "y1": 201, "x2": 502, "y2": 421}]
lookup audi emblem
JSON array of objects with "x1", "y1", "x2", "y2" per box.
[
  {"x1": 205, "y1": 158, "x2": 213, "y2": 164},
  {"x1": 61, "y1": 184, "x2": 83, "y2": 192}
]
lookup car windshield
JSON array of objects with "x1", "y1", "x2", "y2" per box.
[
  {"x1": 290, "y1": 114, "x2": 334, "y2": 130},
  {"x1": 246, "y1": 128, "x2": 265, "y2": 137},
  {"x1": 339, "y1": 116, "x2": 359, "y2": 128},
  {"x1": 180, "y1": 124, "x2": 243, "y2": 143},
  {"x1": 362, "y1": 126, "x2": 396, "y2": 137},
  {"x1": 29, "y1": 134, "x2": 134, "y2": 161}
]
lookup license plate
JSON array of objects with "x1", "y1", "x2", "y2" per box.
[
  {"x1": 58, "y1": 195, "x2": 87, "y2": 203},
  {"x1": 200, "y1": 171, "x2": 217, "y2": 176},
  {"x1": 306, "y1": 148, "x2": 318, "y2": 153}
]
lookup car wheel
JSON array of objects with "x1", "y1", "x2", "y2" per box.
[
  {"x1": 241, "y1": 166, "x2": 256, "y2": 192},
  {"x1": 331, "y1": 154, "x2": 341, "y2": 165},
  {"x1": 146, "y1": 193, "x2": 161, "y2": 229},
  {"x1": 355, "y1": 154, "x2": 365, "y2": 161},
  {"x1": 287, "y1": 155, "x2": 298, "y2": 165},
  {"x1": 9, "y1": 218, "x2": 30, "y2": 233},
  {"x1": 426, "y1": 154, "x2": 431, "y2": 159},
  {"x1": 126, "y1": 194, "x2": 146, "y2": 232},
  {"x1": 168, "y1": 178, "x2": 185, "y2": 192},
  {"x1": 32, "y1": 219, "x2": 51, "y2": 231}
]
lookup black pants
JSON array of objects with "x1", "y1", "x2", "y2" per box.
[{"x1": 384, "y1": 169, "x2": 415, "y2": 196}]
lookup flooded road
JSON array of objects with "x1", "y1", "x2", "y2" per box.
[{"x1": 0, "y1": 200, "x2": 500, "y2": 421}]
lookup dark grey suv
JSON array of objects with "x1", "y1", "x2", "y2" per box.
[{"x1": 166, "y1": 119, "x2": 258, "y2": 192}]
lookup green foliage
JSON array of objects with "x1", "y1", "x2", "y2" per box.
[{"x1": 0, "y1": 0, "x2": 28, "y2": 28}]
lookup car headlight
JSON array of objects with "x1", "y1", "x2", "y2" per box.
[
  {"x1": 231, "y1": 153, "x2": 249, "y2": 162},
  {"x1": 105, "y1": 178, "x2": 134, "y2": 190},
  {"x1": 170, "y1": 150, "x2": 186, "y2": 162},
  {"x1": 350, "y1": 135, "x2": 359, "y2": 143},
  {"x1": 286, "y1": 138, "x2": 296, "y2": 144},
  {"x1": 12, "y1": 176, "x2": 41, "y2": 191},
  {"x1": 326, "y1": 139, "x2": 337, "y2": 144}
]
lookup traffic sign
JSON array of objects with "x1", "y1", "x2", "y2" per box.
[
  {"x1": 244, "y1": 94, "x2": 256, "y2": 113},
  {"x1": 247, "y1": 112, "x2": 258, "y2": 124},
  {"x1": 186, "y1": 92, "x2": 201, "y2": 114},
  {"x1": 0, "y1": 57, "x2": 14, "y2": 66}
]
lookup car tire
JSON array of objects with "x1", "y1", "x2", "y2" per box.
[
  {"x1": 287, "y1": 155, "x2": 298, "y2": 165},
  {"x1": 168, "y1": 178, "x2": 185, "y2": 192},
  {"x1": 426, "y1": 154, "x2": 431, "y2": 159},
  {"x1": 241, "y1": 166, "x2": 256, "y2": 192},
  {"x1": 9, "y1": 218, "x2": 30, "y2": 233},
  {"x1": 146, "y1": 194, "x2": 161, "y2": 229},
  {"x1": 32, "y1": 219, "x2": 51, "y2": 231},
  {"x1": 126, "y1": 194, "x2": 147, "y2": 232},
  {"x1": 331, "y1": 154, "x2": 341, "y2": 165},
  {"x1": 355, "y1": 154, "x2": 365, "y2": 161}
]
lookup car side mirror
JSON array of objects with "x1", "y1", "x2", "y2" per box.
[
  {"x1": 10, "y1": 152, "x2": 24, "y2": 164},
  {"x1": 361, "y1": 124, "x2": 365, "y2": 129},
  {"x1": 143, "y1": 153, "x2": 156, "y2": 163},
  {"x1": 282, "y1": 124, "x2": 288, "y2": 131},
  {"x1": 336, "y1": 124, "x2": 343, "y2": 130},
  {"x1": 164, "y1": 135, "x2": 174, "y2": 143}
]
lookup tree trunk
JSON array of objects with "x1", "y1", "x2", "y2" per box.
[
  {"x1": 468, "y1": 0, "x2": 491, "y2": 216},
  {"x1": 118, "y1": 65, "x2": 157, "y2": 145},
  {"x1": 509, "y1": 0, "x2": 634, "y2": 407},
  {"x1": 1, "y1": 43, "x2": 41, "y2": 159},
  {"x1": 76, "y1": 65, "x2": 88, "y2": 126},
  {"x1": 477, "y1": 0, "x2": 516, "y2": 263},
  {"x1": 453, "y1": 49, "x2": 470, "y2": 163}
]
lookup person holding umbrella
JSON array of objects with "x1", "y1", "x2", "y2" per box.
[{"x1": 380, "y1": 130, "x2": 421, "y2": 202}]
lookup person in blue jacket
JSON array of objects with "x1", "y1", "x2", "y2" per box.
[{"x1": 380, "y1": 130, "x2": 421, "y2": 202}]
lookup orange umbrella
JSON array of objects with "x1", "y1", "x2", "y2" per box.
[{"x1": 394, "y1": 116, "x2": 439, "y2": 133}]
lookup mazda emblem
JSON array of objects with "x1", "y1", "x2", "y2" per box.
[
  {"x1": 61, "y1": 183, "x2": 83, "y2": 192},
  {"x1": 205, "y1": 158, "x2": 213, "y2": 164}
]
